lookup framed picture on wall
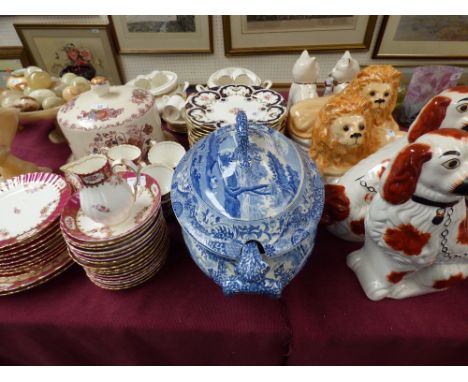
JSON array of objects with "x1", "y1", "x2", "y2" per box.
[
  {"x1": 373, "y1": 16, "x2": 468, "y2": 59},
  {"x1": 0, "y1": 46, "x2": 29, "y2": 67},
  {"x1": 14, "y1": 24, "x2": 123, "y2": 84},
  {"x1": 110, "y1": 15, "x2": 213, "y2": 54},
  {"x1": 222, "y1": 15, "x2": 377, "y2": 55}
]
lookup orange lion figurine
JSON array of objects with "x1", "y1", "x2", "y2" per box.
[
  {"x1": 309, "y1": 94, "x2": 377, "y2": 177},
  {"x1": 289, "y1": 65, "x2": 404, "y2": 148}
]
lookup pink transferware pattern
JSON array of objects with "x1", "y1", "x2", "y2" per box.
[
  {"x1": 60, "y1": 172, "x2": 161, "y2": 242},
  {"x1": 0, "y1": 173, "x2": 71, "y2": 248}
]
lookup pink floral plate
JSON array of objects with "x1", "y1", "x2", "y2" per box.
[
  {"x1": 0, "y1": 251, "x2": 73, "y2": 296},
  {"x1": 64, "y1": 211, "x2": 164, "y2": 260},
  {"x1": 0, "y1": 173, "x2": 71, "y2": 249},
  {"x1": 60, "y1": 172, "x2": 161, "y2": 243}
]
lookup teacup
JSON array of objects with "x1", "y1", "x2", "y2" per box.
[
  {"x1": 141, "y1": 163, "x2": 174, "y2": 216},
  {"x1": 162, "y1": 94, "x2": 186, "y2": 121},
  {"x1": 102, "y1": 144, "x2": 142, "y2": 173},
  {"x1": 147, "y1": 141, "x2": 186, "y2": 169},
  {"x1": 105, "y1": 144, "x2": 142, "y2": 164}
]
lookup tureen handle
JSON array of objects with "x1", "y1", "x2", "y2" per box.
[
  {"x1": 235, "y1": 241, "x2": 270, "y2": 283},
  {"x1": 235, "y1": 111, "x2": 250, "y2": 168}
]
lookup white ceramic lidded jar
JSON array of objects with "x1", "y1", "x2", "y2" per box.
[{"x1": 57, "y1": 82, "x2": 164, "y2": 160}]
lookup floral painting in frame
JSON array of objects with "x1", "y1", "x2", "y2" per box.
[
  {"x1": 373, "y1": 16, "x2": 468, "y2": 59},
  {"x1": 14, "y1": 24, "x2": 123, "y2": 84}
]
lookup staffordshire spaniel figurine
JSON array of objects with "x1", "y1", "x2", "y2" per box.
[{"x1": 347, "y1": 129, "x2": 468, "y2": 300}]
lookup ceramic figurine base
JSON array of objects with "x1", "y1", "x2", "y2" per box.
[{"x1": 287, "y1": 96, "x2": 331, "y2": 140}]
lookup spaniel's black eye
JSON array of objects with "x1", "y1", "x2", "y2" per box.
[
  {"x1": 359, "y1": 124, "x2": 365, "y2": 131},
  {"x1": 343, "y1": 125, "x2": 350, "y2": 132},
  {"x1": 369, "y1": 91, "x2": 376, "y2": 97},
  {"x1": 384, "y1": 92, "x2": 390, "y2": 97},
  {"x1": 442, "y1": 158, "x2": 461, "y2": 170},
  {"x1": 456, "y1": 103, "x2": 468, "y2": 113}
]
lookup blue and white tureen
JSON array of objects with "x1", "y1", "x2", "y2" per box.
[{"x1": 171, "y1": 112, "x2": 324, "y2": 297}]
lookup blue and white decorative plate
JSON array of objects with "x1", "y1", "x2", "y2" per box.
[
  {"x1": 185, "y1": 84, "x2": 287, "y2": 129},
  {"x1": 171, "y1": 112, "x2": 324, "y2": 297}
]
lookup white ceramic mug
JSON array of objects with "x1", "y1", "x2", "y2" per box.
[{"x1": 162, "y1": 94, "x2": 186, "y2": 121}]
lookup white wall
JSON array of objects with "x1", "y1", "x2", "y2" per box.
[{"x1": 1, "y1": 15, "x2": 467, "y2": 84}]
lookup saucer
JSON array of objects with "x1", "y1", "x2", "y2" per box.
[{"x1": 60, "y1": 172, "x2": 161, "y2": 243}]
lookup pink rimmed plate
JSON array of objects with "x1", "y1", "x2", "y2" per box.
[
  {"x1": 0, "y1": 251, "x2": 73, "y2": 296},
  {"x1": 60, "y1": 172, "x2": 161, "y2": 243},
  {"x1": 0, "y1": 173, "x2": 71, "y2": 249}
]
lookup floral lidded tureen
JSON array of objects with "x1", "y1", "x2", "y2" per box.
[
  {"x1": 57, "y1": 83, "x2": 164, "y2": 159},
  {"x1": 171, "y1": 111, "x2": 324, "y2": 297}
]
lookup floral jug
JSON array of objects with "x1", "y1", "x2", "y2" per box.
[{"x1": 61, "y1": 154, "x2": 140, "y2": 226}]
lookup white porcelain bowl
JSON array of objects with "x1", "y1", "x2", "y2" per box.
[
  {"x1": 126, "y1": 70, "x2": 178, "y2": 97},
  {"x1": 205, "y1": 67, "x2": 272, "y2": 89}
]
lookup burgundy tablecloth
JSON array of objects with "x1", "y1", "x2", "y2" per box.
[
  {"x1": 2, "y1": 119, "x2": 468, "y2": 366},
  {"x1": 283, "y1": 228, "x2": 468, "y2": 366}
]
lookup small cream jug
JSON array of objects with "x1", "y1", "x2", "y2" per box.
[{"x1": 61, "y1": 154, "x2": 140, "y2": 226}]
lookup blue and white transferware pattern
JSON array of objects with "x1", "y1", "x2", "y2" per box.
[{"x1": 171, "y1": 111, "x2": 324, "y2": 297}]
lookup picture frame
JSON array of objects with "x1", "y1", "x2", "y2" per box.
[
  {"x1": 109, "y1": 15, "x2": 213, "y2": 54},
  {"x1": 222, "y1": 15, "x2": 377, "y2": 56},
  {"x1": 14, "y1": 23, "x2": 124, "y2": 84},
  {"x1": 373, "y1": 16, "x2": 468, "y2": 60},
  {"x1": 0, "y1": 46, "x2": 29, "y2": 67}
]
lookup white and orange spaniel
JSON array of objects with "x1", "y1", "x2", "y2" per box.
[
  {"x1": 323, "y1": 86, "x2": 468, "y2": 242},
  {"x1": 347, "y1": 129, "x2": 468, "y2": 300}
]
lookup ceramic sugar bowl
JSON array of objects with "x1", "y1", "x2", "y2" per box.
[
  {"x1": 171, "y1": 112, "x2": 324, "y2": 297},
  {"x1": 57, "y1": 84, "x2": 164, "y2": 160}
]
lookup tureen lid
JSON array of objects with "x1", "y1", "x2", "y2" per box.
[
  {"x1": 171, "y1": 112, "x2": 324, "y2": 259},
  {"x1": 57, "y1": 85, "x2": 154, "y2": 131}
]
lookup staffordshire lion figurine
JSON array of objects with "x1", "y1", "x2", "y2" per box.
[
  {"x1": 308, "y1": 94, "x2": 376, "y2": 177},
  {"x1": 288, "y1": 65, "x2": 404, "y2": 147}
]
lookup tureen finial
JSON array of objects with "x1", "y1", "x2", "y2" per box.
[
  {"x1": 235, "y1": 111, "x2": 249, "y2": 168},
  {"x1": 91, "y1": 76, "x2": 110, "y2": 97}
]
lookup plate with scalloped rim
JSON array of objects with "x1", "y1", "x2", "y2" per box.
[{"x1": 0, "y1": 173, "x2": 71, "y2": 249}]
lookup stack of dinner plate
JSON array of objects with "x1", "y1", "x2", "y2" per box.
[
  {"x1": 0, "y1": 173, "x2": 73, "y2": 295},
  {"x1": 60, "y1": 172, "x2": 169, "y2": 290},
  {"x1": 185, "y1": 84, "x2": 287, "y2": 146}
]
